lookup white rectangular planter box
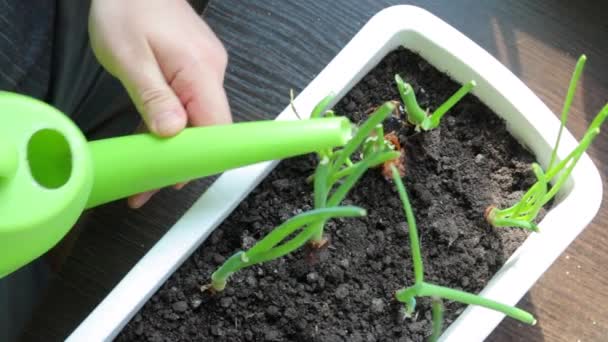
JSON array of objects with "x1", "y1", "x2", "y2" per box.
[{"x1": 69, "y1": 5, "x2": 602, "y2": 342}]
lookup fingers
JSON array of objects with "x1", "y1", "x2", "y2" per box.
[
  {"x1": 89, "y1": 0, "x2": 231, "y2": 210},
  {"x1": 174, "y1": 182, "x2": 188, "y2": 190},
  {"x1": 127, "y1": 183, "x2": 187, "y2": 209},
  {"x1": 126, "y1": 122, "x2": 189, "y2": 208},
  {"x1": 124, "y1": 59, "x2": 189, "y2": 137},
  {"x1": 171, "y1": 53, "x2": 232, "y2": 127},
  {"x1": 185, "y1": 76, "x2": 232, "y2": 126},
  {"x1": 127, "y1": 59, "x2": 230, "y2": 208},
  {"x1": 128, "y1": 189, "x2": 160, "y2": 209}
]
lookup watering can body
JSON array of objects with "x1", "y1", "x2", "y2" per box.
[{"x1": 0, "y1": 92, "x2": 351, "y2": 278}]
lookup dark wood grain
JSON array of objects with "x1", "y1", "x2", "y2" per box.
[{"x1": 21, "y1": 1, "x2": 607, "y2": 341}]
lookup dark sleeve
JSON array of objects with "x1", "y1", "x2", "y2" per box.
[{"x1": 0, "y1": 0, "x2": 55, "y2": 100}]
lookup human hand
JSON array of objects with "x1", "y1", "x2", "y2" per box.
[{"x1": 89, "y1": 0, "x2": 232, "y2": 208}]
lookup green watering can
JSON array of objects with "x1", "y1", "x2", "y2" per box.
[{"x1": 0, "y1": 91, "x2": 352, "y2": 278}]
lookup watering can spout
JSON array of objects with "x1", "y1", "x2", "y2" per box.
[{"x1": 85, "y1": 117, "x2": 352, "y2": 208}]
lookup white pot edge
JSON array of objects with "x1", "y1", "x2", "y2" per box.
[{"x1": 67, "y1": 5, "x2": 603, "y2": 342}]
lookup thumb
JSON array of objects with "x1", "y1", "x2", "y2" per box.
[{"x1": 123, "y1": 62, "x2": 188, "y2": 137}]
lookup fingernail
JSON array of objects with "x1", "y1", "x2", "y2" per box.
[
  {"x1": 153, "y1": 111, "x2": 185, "y2": 136},
  {"x1": 128, "y1": 191, "x2": 155, "y2": 209},
  {"x1": 174, "y1": 182, "x2": 187, "y2": 190}
]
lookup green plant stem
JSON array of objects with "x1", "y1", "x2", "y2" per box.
[
  {"x1": 548, "y1": 55, "x2": 586, "y2": 169},
  {"x1": 391, "y1": 165, "x2": 536, "y2": 326},
  {"x1": 395, "y1": 74, "x2": 475, "y2": 131},
  {"x1": 491, "y1": 215, "x2": 540, "y2": 232},
  {"x1": 362, "y1": 136, "x2": 377, "y2": 161},
  {"x1": 248, "y1": 222, "x2": 319, "y2": 263},
  {"x1": 509, "y1": 164, "x2": 546, "y2": 217},
  {"x1": 396, "y1": 283, "x2": 536, "y2": 325},
  {"x1": 430, "y1": 297, "x2": 444, "y2": 342},
  {"x1": 543, "y1": 131, "x2": 598, "y2": 203},
  {"x1": 314, "y1": 160, "x2": 330, "y2": 209},
  {"x1": 547, "y1": 102, "x2": 608, "y2": 183},
  {"x1": 427, "y1": 80, "x2": 476, "y2": 130},
  {"x1": 310, "y1": 218, "x2": 328, "y2": 243},
  {"x1": 246, "y1": 206, "x2": 364, "y2": 256},
  {"x1": 391, "y1": 165, "x2": 423, "y2": 283},
  {"x1": 487, "y1": 55, "x2": 608, "y2": 231},
  {"x1": 328, "y1": 151, "x2": 401, "y2": 185},
  {"x1": 313, "y1": 104, "x2": 397, "y2": 243},
  {"x1": 210, "y1": 252, "x2": 247, "y2": 291},
  {"x1": 395, "y1": 74, "x2": 427, "y2": 126},
  {"x1": 311, "y1": 94, "x2": 335, "y2": 119},
  {"x1": 375, "y1": 124, "x2": 386, "y2": 149},
  {"x1": 313, "y1": 150, "x2": 379, "y2": 245},
  {"x1": 488, "y1": 110, "x2": 604, "y2": 230},
  {"x1": 543, "y1": 104, "x2": 608, "y2": 203},
  {"x1": 311, "y1": 159, "x2": 331, "y2": 242},
  {"x1": 211, "y1": 97, "x2": 397, "y2": 291},
  {"x1": 211, "y1": 206, "x2": 365, "y2": 291},
  {"x1": 587, "y1": 102, "x2": 608, "y2": 133},
  {"x1": 331, "y1": 102, "x2": 395, "y2": 173},
  {"x1": 328, "y1": 150, "x2": 381, "y2": 207}
]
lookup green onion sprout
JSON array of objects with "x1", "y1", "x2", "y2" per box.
[
  {"x1": 430, "y1": 297, "x2": 443, "y2": 342},
  {"x1": 395, "y1": 74, "x2": 476, "y2": 131},
  {"x1": 486, "y1": 55, "x2": 608, "y2": 231},
  {"x1": 208, "y1": 206, "x2": 366, "y2": 291},
  {"x1": 391, "y1": 165, "x2": 536, "y2": 328},
  {"x1": 310, "y1": 100, "x2": 398, "y2": 244},
  {"x1": 207, "y1": 97, "x2": 399, "y2": 291}
]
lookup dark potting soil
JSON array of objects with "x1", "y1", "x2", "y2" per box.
[{"x1": 118, "y1": 48, "x2": 544, "y2": 342}]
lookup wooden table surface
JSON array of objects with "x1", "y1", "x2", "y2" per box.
[{"x1": 22, "y1": 1, "x2": 607, "y2": 341}]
